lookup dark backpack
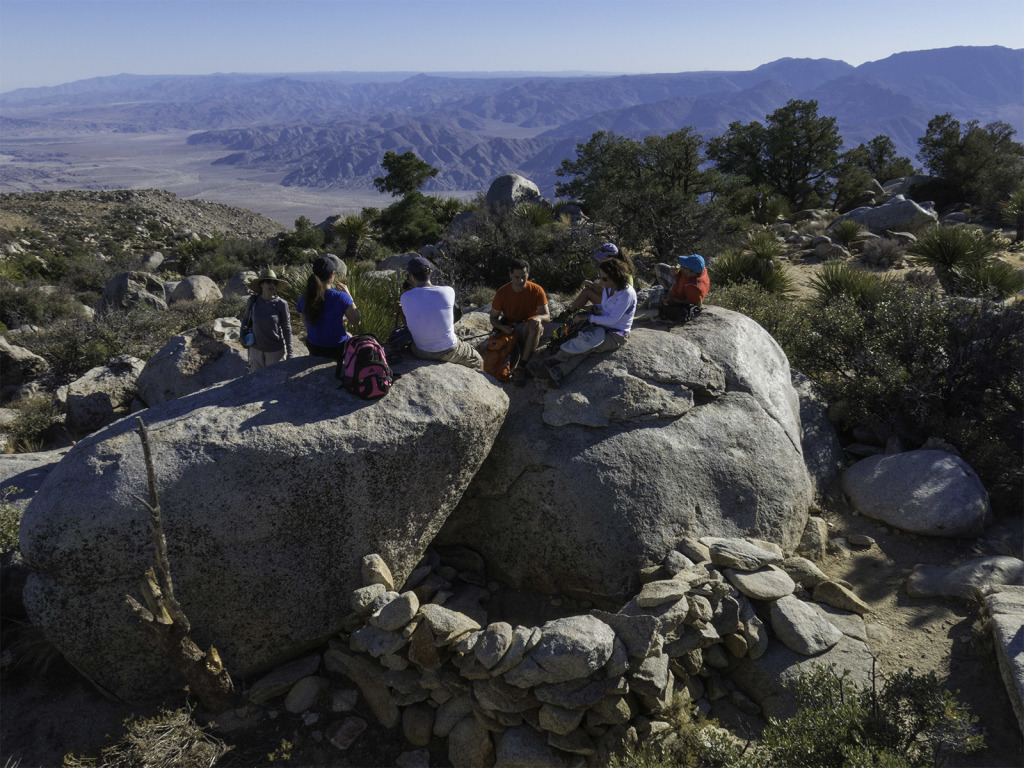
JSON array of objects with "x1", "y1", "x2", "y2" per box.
[
  {"x1": 658, "y1": 302, "x2": 702, "y2": 323},
  {"x1": 549, "y1": 310, "x2": 587, "y2": 348},
  {"x1": 482, "y1": 332, "x2": 521, "y2": 383},
  {"x1": 336, "y1": 334, "x2": 393, "y2": 400}
]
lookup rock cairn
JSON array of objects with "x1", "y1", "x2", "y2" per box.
[{"x1": 238, "y1": 535, "x2": 873, "y2": 765}]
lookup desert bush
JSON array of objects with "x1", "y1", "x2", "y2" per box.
[
  {"x1": 4, "y1": 396, "x2": 60, "y2": 453},
  {"x1": 752, "y1": 665, "x2": 983, "y2": 768},
  {"x1": 608, "y1": 693, "x2": 746, "y2": 768},
  {"x1": 809, "y1": 262, "x2": 891, "y2": 310},
  {"x1": 0, "y1": 486, "x2": 22, "y2": 551},
  {"x1": 444, "y1": 201, "x2": 598, "y2": 295},
  {"x1": 1000, "y1": 187, "x2": 1024, "y2": 227},
  {"x1": 190, "y1": 250, "x2": 249, "y2": 283},
  {"x1": 859, "y1": 237, "x2": 905, "y2": 268},
  {"x1": 707, "y1": 281, "x2": 811, "y2": 356},
  {"x1": 829, "y1": 217, "x2": 869, "y2": 247},
  {"x1": 792, "y1": 283, "x2": 1022, "y2": 513},
  {"x1": 0, "y1": 280, "x2": 87, "y2": 328},
  {"x1": 62, "y1": 707, "x2": 231, "y2": 768},
  {"x1": 19, "y1": 297, "x2": 243, "y2": 380}
]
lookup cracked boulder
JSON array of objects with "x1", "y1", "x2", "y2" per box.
[
  {"x1": 19, "y1": 357, "x2": 508, "y2": 703},
  {"x1": 437, "y1": 306, "x2": 813, "y2": 605}
]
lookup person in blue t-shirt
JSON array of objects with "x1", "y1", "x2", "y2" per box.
[{"x1": 297, "y1": 254, "x2": 361, "y2": 359}]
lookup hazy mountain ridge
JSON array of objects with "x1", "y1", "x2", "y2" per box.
[{"x1": 1, "y1": 46, "x2": 1020, "y2": 197}]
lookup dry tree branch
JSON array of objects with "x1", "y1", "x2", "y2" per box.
[{"x1": 124, "y1": 417, "x2": 236, "y2": 714}]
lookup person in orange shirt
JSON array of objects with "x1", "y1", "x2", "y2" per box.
[
  {"x1": 655, "y1": 253, "x2": 710, "y2": 307},
  {"x1": 489, "y1": 258, "x2": 551, "y2": 385}
]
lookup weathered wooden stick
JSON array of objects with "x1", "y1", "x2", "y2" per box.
[{"x1": 125, "y1": 417, "x2": 236, "y2": 714}]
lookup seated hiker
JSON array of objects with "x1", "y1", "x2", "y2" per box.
[
  {"x1": 531, "y1": 257, "x2": 637, "y2": 388},
  {"x1": 298, "y1": 254, "x2": 361, "y2": 360},
  {"x1": 564, "y1": 242, "x2": 634, "y2": 316},
  {"x1": 401, "y1": 256, "x2": 483, "y2": 370},
  {"x1": 655, "y1": 253, "x2": 710, "y2": 310},
  {"x1": 242, "y1": 268, "x2": 293, "y2": 372},
  {"x1": 489, "y1": 258, "x2": 551, "y2": 385}
]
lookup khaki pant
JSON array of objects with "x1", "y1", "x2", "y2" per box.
[
  {"x1": 248, "y1": 347, "x2": 285, "y2": 372},
  {"x1": 411, "y1": 339, "x2": 483, "y2": 370},
  {"x1": 548, "y1": 327, "x2": 627, "y2": 380}
]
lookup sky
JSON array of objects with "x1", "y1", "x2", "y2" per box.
[{"x1": 1, "y1": 0, "x2": 1022, "y2": 93}]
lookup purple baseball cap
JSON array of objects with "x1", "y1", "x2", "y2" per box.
[{"x1": 591, "y1": 242, "x2": 620, "y2": 261}]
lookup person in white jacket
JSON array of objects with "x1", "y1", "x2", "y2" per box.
[{"x1": 532, "y1": 257, "x2": 637, "y2": 388}]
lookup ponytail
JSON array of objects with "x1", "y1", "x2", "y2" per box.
[{"x1": 303, "y1": 274, "x2": 327, "y2": 324}]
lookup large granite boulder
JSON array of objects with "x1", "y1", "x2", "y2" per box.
[
  {"x1": 0, "y1": 337, "x2": 50, "y2": 388},
  {"x1": 841, "y1": 450, "x2": 992, "y2": 537},
  {"x1": 136, "y1": 318, "x2": 249, "y2": 407},
  {"x1": 833, "y1": 195, "x2": 938, "y2": 234},
  {"x1": 791, "y1": 371, "x2": 844, "y2": 498},
  {"x1": 485, "y1": 174, "x2": 542, "y2": 209},
  {"x1": 97, "y1": 271, "x2": 168, "y2": 315},
  {"x1": 437, "y1": 307, "x2": 813, "y2": 605},
  {"x1": 65, "y1": 355, "x2": 145, "y2": 433},
  {"x1": 19, "y1": 357, "x2": 508, "y2": 702},
  {"x1": 170, "y1": 274, "x2": 223, "y2": 304}
]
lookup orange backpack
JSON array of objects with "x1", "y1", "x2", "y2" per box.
[{"x1": 482, "y1": 332, "x2": 521, "y2": 383}]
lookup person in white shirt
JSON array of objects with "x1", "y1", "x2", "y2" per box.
[
  {"x1": 400, "y1": 256, "x2": 483, "y2": 369},
  {"x1": 531, "y1": 257, "x2": 637, "y2": 388}
]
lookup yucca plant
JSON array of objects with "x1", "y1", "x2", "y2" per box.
[
  {"x1": 830, "y1": 218, "x2": 869, "y2": 247},
  {"x1": 809, "y1": 261, "x2": 890, "y2": 310},
  {"x1": 332, "y1": 214, "x2": 373, "y2": 261},
  {"x1": 281, "y1": 262, "x2": 404, "y2": 341},
  {"x1": 709, "y1": 250, "x2": 795, "y2": 295},
  {"x1": 751, "y1": 185, "x2": 791, "y2": 225},
  {"x1": 957, "y1": 259, "x2": 1024, "y2": 300},
  {"x1": 513, "y1": 201, "x2": 556, "y2": 228},
  {"x1": 908, "y1": 226, "x2": 1005, "y2": 294},
  {"x1": 744, "y1": 230, "x2": 787, "y2": 262},
  {"x1": 1000, "y1": 187, "x2": 1024, "y2": 227}
]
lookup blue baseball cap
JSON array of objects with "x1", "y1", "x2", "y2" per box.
[{"x1": 677, "y1": 254, "x2": 705, "y2": 273}]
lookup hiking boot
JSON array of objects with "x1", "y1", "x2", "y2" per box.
[
  {"x1": 512, "y1": 366, "x2": 528, "y2": 386},
  {"x1": 544, "y1": 359, "x2": 563, "y2": 388},
  {"x1": 527, "y1": 358, "x2": 550, "y2": 380}
]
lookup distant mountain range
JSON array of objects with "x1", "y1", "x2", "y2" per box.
[{"x1": 1, "y1": 46, "x2": 1020, "y2": 197}]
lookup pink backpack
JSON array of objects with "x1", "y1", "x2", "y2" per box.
[{"x1": 336, "y1": 334, "x2": 393, "y2": 400}]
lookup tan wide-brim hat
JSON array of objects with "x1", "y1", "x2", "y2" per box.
[{"x1": 247, "y1": 268, "x2": 286, "y2": 292}]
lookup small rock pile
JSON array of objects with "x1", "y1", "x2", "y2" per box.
[{"x1": 235, "y1": 533, "x2": 874, "y2": 765}]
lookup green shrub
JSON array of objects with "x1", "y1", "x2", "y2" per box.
[
  {"x1": 5, "y1": 396, "x2": 60, "y2": 453},
  {"x1": 790, "y1": 284, "x2": 1022, "y2": 513},
  {"x1": 1000, "y1": 187, "x2": 1024, "y2": 227},
  {"x1": 753, "y1": 665, "x2": 983, "y2": 768},
  {"x1": 707, "y1": 281, "x2": 811, "y2": 355},
  {"x1": 0, "y1": 486, "x2": 23, "y2": 552},
  {"x1": 829, "y1": 217, "x2": 869, "y2": 247},
  {"x1": 18, "y1": 298, "x2": 244, "y2": 379},
  {"x1": 809, "y1": 262, "x2": 891, "y2": 310},
  {"x1": 0, "y1": 280, "x2": 87, "y2": 328}
]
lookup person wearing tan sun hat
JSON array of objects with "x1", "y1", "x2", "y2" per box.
[{"x1": 241, "y1": 267, "x2": 294, "y2": 371}]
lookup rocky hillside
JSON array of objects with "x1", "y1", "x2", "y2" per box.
[{"x1": 0, "y1": 189, "x2": 283, "y2": 248}]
